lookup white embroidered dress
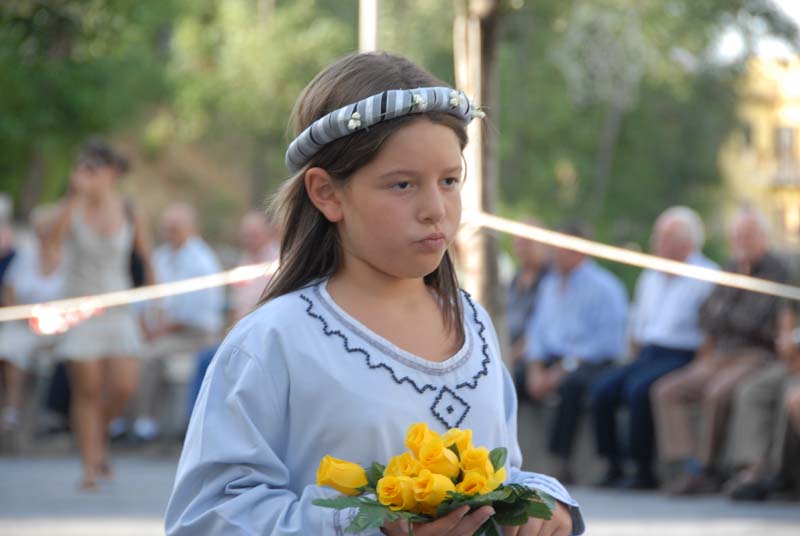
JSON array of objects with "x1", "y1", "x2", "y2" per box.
[{"x1": 165, "y1": 280, "x2": 585, "y2": 535}]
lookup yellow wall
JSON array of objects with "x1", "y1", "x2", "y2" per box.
[{"x1": 720, "y1": 57, "x2": 800, "y2": 248}]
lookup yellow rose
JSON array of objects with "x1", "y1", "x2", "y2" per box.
[
  {"x1": 487, "y1": 466, "x2": 507, "y2": 490},
  {"x1": 459, "y1": 447, "x2": 494, "y2": 477},
  {"x1": 455, "y1": 470, "x2": 493, "y2": 495},
  {"x1": 316, "y1": 455, "x2": 368, "y2": 496},
  {"x1": 412, "y1": 469, "x2": 456, "y2": 515},
  {"x1": 442, "y1": 428, "x2": 474, "y2": 455},
  {"x1": 405, "y1": 422, "x2": 440, "y2": 458},
  {"x1": 454, "y1": 467, "x2": 507, "y2": 495},
  {"x1": 418, "y1": 435, "x2": 460, "y2": 479},
  {"x1": 377, "y1": 475, "x2": 417, "y2": 511},
  {"x1": 384, "y1": 452, "x2": 424, "y2": 478}
]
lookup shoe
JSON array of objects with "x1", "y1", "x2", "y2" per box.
[
  {"x1": 0, "y1": 407, "x2": 19, "y2": 433},
  {"x1": 108, "y1": 417, "x2": 129, "y2": 442},
  {"x1": 616, "y1": 474, "x2": 659, "y2": 491},
  {"x1": 551, "y1": 461, "x2": 575, "y2": 485},
  {"x1": 594, "y1": 465, "x2": 624, "y2": 488},
  {"x1": 729, "y1": 480, "x2": 770, "y2": 501},
  {"x1": 666, "y1": 472, "x2": 720, "y2": 496},
  {"x1": 132, "y1": 417, "x2": 160, "y2": 442}
]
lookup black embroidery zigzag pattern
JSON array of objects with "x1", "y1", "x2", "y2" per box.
[
  {"x1": 299, "y1": 294, "x2": 437, "y2": 395},
  {"x1": 455, "y1": 291, "x2": 491, "y2": 390}
]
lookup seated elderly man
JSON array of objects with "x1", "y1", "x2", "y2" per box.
[
  {"x1": 506, "y1": 217, "x2": 550, "y2": 396},
  {"x1": 725, "y1": 306, "x2": 800, "y2": 500},
  {"x1": 784, "y1": 382, "x2": 800, "y2": 493},
  {"x1": 185, "y1": 210, "x2": 280, "y2": 423},
  {"x1": 131, "y1": 202, "x2": 224, "y2": 442},
  {"x1": 524, "y1": 221, "x2": 628, "y2": 484},
  {"x1": 652, "y1": 207, "x2": 788, "y2": 495},
  {"x1": 591, "y1": 207, "x2": 717, "y2": 490}
]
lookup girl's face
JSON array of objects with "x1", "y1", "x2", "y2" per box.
[
  {"x1": 72, "y1": 160, "x2": 117, "y2": 198},
  {"x1": 335, "y1": 119, "x2": 463, "y2": 280}
]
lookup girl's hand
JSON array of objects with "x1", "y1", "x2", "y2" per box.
[
  {"x1": 501, "y1": 501, "x2": 573, "y2": 536},
  {"x1": 382, "y1": 506, "x2": 495, "y2": 536}
]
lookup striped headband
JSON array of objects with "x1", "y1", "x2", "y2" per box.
[{"x1": 284, "y1": 86, "x2": 484, "y2": 173}]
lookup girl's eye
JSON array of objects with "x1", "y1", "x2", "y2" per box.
[
  {"x1": 392, "y1": 181, "x2": 411, "y2": 191},
  {"x1": 442, "y1": 177, "x2": 460, "y2": 187}
]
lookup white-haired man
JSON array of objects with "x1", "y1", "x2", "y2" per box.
[
  {"x1": 653, "y1": 207, "x2": 788, "y2": 494},
  {"x1": 131, "y1": 202, "x2": 224, "y2": 441},
  {"x1": 590, "y1": 207, "x2": 718, "y2": 489}
]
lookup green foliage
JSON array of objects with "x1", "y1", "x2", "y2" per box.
[
  {"x1": 2, "y1": 0, "x2": 797, "y2": 256},
  {"x1": 312, "y1": 496, "x2": 429, "y2": 534},
  {"x1": 0, "y1": 0, "x2": 176, "y2": 206},
  {"x1": 496, "y1": 0, "x2": 796, "y2": 285},
  {"x1": 489, "y1": 447, "x2": 507, "y2": 472},
  {"x1": 167, "y1": 0, "x2": 354, "y2": 198},
  {"x1": 377, "y1": 0, "x2": 456, "y2": 84},
  {"x1": 364, "y1": 462, "x2": 386, "y2": 491},
  {"x1": 315, "y1": 483, "x2": 554, "y2": 535}
]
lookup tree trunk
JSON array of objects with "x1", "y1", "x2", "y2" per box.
[
  {"x1": 20, "y1": 147, "x2": 46, "y2": 219},
  {"x1": 592, "y1": 102, "x2": 624, "y2": 217},
  {"x1": 251, "y1": 135, "x2": 271, "y2": 209},
  {"x1": 453, "y1": 0, "x2": 508, "y2": 363}
]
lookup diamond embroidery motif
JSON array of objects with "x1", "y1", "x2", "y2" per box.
[{"x1": 431, "y1": 386, "x2": 469, "y2": 428}]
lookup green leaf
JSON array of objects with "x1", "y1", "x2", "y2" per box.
[
  {"x1": 345, "y1": 502, "x2": 392, "y2": 533},
  {"x1": 340, "y1": 498, "x2": 427, "y2": 534},
  {"x1": 489, "y1": 448, "x2": 507, "y2": 472},
  {"x1": 523, "y1": 491, "x2": 555, "y2": 521},
  {"x1": 475, "y1": 518, "x2": 501, "y2": 536},
  {"x1": 313, "y1": 495, "x2": 429, "y2": 534},
  {"x1": 313, "y1": 496, "x2": 367, "y2": 510},
  {"x1": 364, "y1": 462, "x2": 385, "y2": 491},
  {"x1": 493, "y1": 499, "x2": 531, "y2": 526},
  {"x1": 435, "y1": 487, "x2": 513, "y2": 517}
]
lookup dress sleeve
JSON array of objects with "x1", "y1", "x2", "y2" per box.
[
  {"x1": 501, "y1": 363, "x2": 586, "y2": 535},
  {"x1": 164, "y1": 341, "x2": 354, "y2": 535}
]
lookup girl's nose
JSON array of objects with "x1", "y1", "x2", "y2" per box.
[{"x1": 418, "y1": 184, "x2": 446, "y2": 224}]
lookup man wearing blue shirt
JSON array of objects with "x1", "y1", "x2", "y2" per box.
[
  {"x1": 591, "y1": 207, "x2": 717, "y2": 489},
  {"x1": 524, "y1": 221, "x2": 628, "y2": 484},
  {"x1": 131, "y1": 203, "x2": 225, "y2": 442}
]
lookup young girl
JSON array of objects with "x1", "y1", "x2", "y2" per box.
[
  {"x1": 51, "y1": 139, "x2": 153, "y2": 489},
  {"x1": 166, "y1": 52, "x2": 584, "y2": 536}
]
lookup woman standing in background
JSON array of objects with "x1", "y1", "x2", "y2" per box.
[{"x1": 51, "y1": 139, "x2": 153, "y2": 489}]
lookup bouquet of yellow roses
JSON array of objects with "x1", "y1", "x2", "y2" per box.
[{"x1": 314, "y1": 423, "x2": 554, "y2": 535}]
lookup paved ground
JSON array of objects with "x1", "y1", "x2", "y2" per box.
[{"x1": 1, "y1": 452, "x2": 799, "y2": 535}]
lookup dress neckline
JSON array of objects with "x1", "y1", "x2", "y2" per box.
[{"x1": 313, "y1": 279, "x2": 473, "y2": 374}]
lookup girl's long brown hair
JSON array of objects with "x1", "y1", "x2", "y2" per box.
[{"x1": 261, "y1": 52, "x2": 467, "y2": 340}]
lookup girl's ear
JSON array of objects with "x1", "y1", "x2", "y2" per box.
[{"x1": 304, "y1": 167, "x2": 343, "y2": 223}]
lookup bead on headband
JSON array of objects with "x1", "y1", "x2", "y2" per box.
[{"x1": 284, "y1": 86, "x2": 485, "y2": 173}]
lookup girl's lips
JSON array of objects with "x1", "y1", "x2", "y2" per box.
[
  {"x1": 415, "y1": 234, "x2": 447, "y2": 251},
  {"x1": 419, "y1": 232, "x2": 446, "y2": 242}
]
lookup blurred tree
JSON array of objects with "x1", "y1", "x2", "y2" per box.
[
  {"x1": 496, "y1": 0, "x2": 797, "y2": 284},
  {"x1": 1, "y1": 0, "x2": 797, "y2": 269},
  {"x1": 0, "y1": 0, "x2": 176, "y2": 215},
  {"x1": 166, "y1": 0, "x2": 354, "y2": 205}
]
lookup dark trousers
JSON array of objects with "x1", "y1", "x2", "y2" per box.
[
  {"x1": 548, "y1": 360, "x2": 613, "y2": 461},
  {"x1": 590, "y1": 344, "x2": 694, "y2": 476}
]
